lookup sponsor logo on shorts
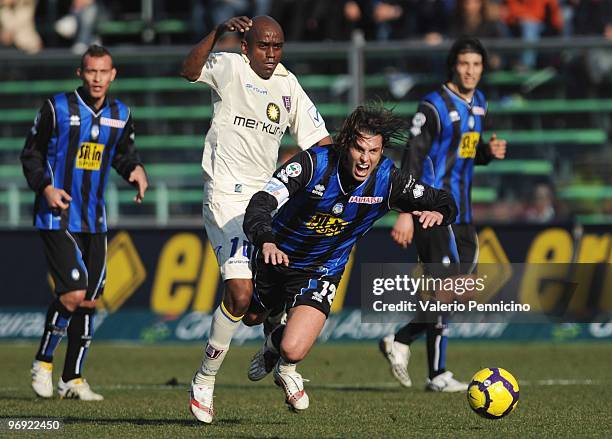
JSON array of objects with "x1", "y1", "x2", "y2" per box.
[{"x1": 71, "y1": 269, "x2": 80, "y2": 281}]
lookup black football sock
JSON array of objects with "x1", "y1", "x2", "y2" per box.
[
  {"x1": 426, "y1": 322, "x2": 447, "y2": 380},
  {"x1": 62, "y1": 307, "x2": 95, "y2": 382},
  {"x1": 35, "y1": 298, "x2": 73, "y2": 363},
  {"x1": 269, "y1": 324, "x2": 285, "y2": 353},
  {"x1": 394, "y1": 322, "x2": 428, "y2": 345}
]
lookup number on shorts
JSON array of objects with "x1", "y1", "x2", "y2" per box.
[
  {"x1": 301, "y1": 279, "x2": 337, "y2": 306},
  {"x1": 230, "y1": 237, "x2": 252, "y2": 259}
]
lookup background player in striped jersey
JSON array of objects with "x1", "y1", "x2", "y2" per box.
[
  {"x1": 380, "y1": 37, "x2": 507, "y2": 392},
  {"x1": 241, "y1": 104, "x2": 457, "y2": 412},
  {"x1": 181, "y1": 15, "x2": 331, "y2": 423},
  {"x1": 21, "y1": 45, "x2": 148, "y2": 401}
]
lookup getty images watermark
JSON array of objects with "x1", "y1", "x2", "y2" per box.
[
  {"x1": 361, "y1": 263, "x2": 612, "y2": 323},
  {"x1": 370, "y1": 273, "x2": 530, "y2": 313}
]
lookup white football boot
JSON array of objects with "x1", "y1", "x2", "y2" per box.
[
  {"x1": 189, "y1": 378, "x2": 214, "y2": 424},
  {"x1": 379, "y1": 335, "x2": 412, "y2": 387},
  {"x1": 57, "y1": 378, "x2": 104, "y2": 401},
  {"x1": 426, "y1": 371, "x2": 468, "y2": 392},
  {"x1": 31, "y1": 360, "x2": 53, "y2": 398},
  {"x1": 273, "y1": 364, "x2": 309, "y2": 412}
]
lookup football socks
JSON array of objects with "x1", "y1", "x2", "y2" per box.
[{"x1": 35, "y1": 298, "x2": 72, "y2": 363}]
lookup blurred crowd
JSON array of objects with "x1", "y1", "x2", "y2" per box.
[{"x1": 1, "y1": 0, "x2": 610, "y2": 57}]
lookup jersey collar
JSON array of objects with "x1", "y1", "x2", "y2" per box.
[
  {"x1": 443, "y1": 84, "x2": 476, "y2": 108},
  {"x1": 241, "y1": 53, "x2": 289, "y2": 77},
  {"x1": 336, "y1": 159, "x2": 371, "y2": 196},
  {"x1": 75, "y1": 87, "x2": 109, "y2": 117}
]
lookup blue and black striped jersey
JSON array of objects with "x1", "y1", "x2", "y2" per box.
[
  {"x1": 244, "y1": 146, "x2": 457, "y2": 276},
  {"x1": 402, "y1": 85, "x2": 493, "y2": 224},
  {"x1": 21, "y1": 88, "x2": 142, "y2": 233}
]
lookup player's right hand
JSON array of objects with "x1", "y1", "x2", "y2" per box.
[
  {"x1": 413, "y1": 210, "x2": 444, "y2": 229},
  {"x1": 262, "y1": 242, "x2": 289, "y2": 266},
  {"x1": 219, "y1": 16, "x2": 252, "y2": 34},
  {"x1": 42, "y1": 185, "x2": 71, "y2": 211},
  {"x1": 391, "y1": 212, "x2": 414, "y2": 248}
]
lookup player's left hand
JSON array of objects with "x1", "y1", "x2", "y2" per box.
[
  {"x1": 262, "y1": 242, "x2": 289, "y2": 266},
  {"x1": 129, "y1": 165, "x2": 148, "y2": 203},
  {"x1": 488, "y1": 133, "x2": 507, "y2": 159},
  {"x1": 413, "y1": 210, "x2": 444, "y2": 229}
]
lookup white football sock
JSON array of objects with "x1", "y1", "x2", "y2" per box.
[
  {"x1": 196, "y1": 303, "x2": 243, "y2": 385},
  {"x1": 277, "y1": 357, "x2": 296, "y2": 374}
]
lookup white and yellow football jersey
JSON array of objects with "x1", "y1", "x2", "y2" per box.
[{"x1": 195, "y1": 52, "x2": 329, "y2": 202}]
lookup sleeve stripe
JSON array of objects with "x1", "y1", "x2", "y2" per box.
[
  {"x1": 47, "y1": 99, "x2": 56, "y2": 131},
  {"x1": 305, "y1": 151, "x2": 314, "y2": 187}
]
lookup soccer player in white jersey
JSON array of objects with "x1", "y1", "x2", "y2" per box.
[{"x1": 180, "y1": 15, "x2": 331, "y2": 424}]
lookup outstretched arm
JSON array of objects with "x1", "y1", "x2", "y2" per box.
[
  {"x1": 389, "y1": 168, "x2": 457, "y2": 226},
  {"x1": 393, "y1": 103, "x2": 438, "y2": 246},
  {"x1": 180, "y1": 16, "x2": 252, "y2": 81}
]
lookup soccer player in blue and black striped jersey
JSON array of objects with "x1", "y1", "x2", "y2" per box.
[
  {"x1": 21, "y1": 45, "x2": 148, "y2": 401},
  {"x1": 241, "y1": 103, "x2": 457, "y2": 411},
  {"x1": 380, "y1": 37, "x2": 507, "y2": 392}
]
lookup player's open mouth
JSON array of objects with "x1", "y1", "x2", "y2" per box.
[{"x1": 355, "y1": 163, "x2": 369, "y2": 177}]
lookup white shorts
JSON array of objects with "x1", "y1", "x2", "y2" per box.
[{"x1": 202, "y1": 200, "x2": 253, "y2": 280}]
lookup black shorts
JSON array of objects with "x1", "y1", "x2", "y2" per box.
[
  {"x1": 413, "y1": 223, "x2": 478, "y2": 277},
  {"x1": 250, "y1": 252, "x2": 342, "y2": 318},
  {"x1": 40, "y1": 230, "x2": 107, "y2": 300}
]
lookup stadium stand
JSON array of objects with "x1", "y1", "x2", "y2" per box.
[{"x1": 0, "y1": 35, "x2": 610, "y2": 227}]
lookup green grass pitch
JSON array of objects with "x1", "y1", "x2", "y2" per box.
[{"x1": 1, "y1": 341, "x2": 610, "y2": 438}]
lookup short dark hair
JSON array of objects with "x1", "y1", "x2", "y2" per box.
[
  {"x1": 446, "y1": 36, "x2": 487, "y2": 80},
  {"x1": 335, "y1": 102, "x2": 407, "y2": 152},
  {"x1": 80, "y1": 45, "x2": 113, "y2": 70}
]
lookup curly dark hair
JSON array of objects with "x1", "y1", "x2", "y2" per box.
[{"x1": 334, "y1": 102, "x2": 407, "y2": 152}]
